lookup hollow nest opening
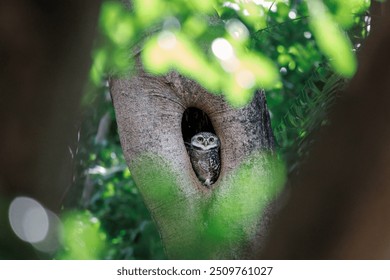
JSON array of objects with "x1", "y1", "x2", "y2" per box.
[
  {"x1": 181, "y1": 107, "x2": 216, "y2": 143},
  {"x1": 182, "y1": 107, "x2": 221, "y2": 188}
]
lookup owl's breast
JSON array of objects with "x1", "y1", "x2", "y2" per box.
[{"x1": 189, "y1": 147, "x2": 220, "y2": 186}]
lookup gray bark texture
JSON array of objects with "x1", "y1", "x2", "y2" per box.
[
  {"x1": 110, "y1": 58, "x2": 276, "y2": 258},
  {"x1": 111, "y1": 62, "x2": 274, "y2": 185}
]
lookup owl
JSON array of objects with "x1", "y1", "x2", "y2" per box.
[{"x1": 186, "y1": 132, "x2": 221, "y2": 187}]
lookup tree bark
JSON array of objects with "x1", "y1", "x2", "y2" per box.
[
  {"x1": 0, "y1": 0, "x2": 101, "y2": 259},
  {"x1": 110, "y1": 59, "x2": 277, "y2": 259},
  {"x1": 0, "y1": 0, "x2": 101, "y2": 212},
  {"x1": 260, "y1": 3, "x2": 390, "y2": 259}
]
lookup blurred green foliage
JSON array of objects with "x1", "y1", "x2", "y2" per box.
[
  {"x1": 56, "y1": 211, "x2": 106, "y2": 260},
  {"x1": 131, "y1": 153, "x2": 285, "y2": 259},
  {"x1": 91, "y1": 0, "x2": 370, "y2": 106},
  {"x1": 63, "y1": 0, "x2": 372, "y2": 259},
  {"x1": 203, "y1": 153, "x2": 286, "y2": 258}
]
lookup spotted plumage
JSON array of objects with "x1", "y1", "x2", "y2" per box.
[{"x1": 186, "y1": 132, "x2": 221, "y2": 187}]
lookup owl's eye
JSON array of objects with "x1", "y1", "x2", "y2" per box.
[
  {"x1": 209, "y1": 137, "x2": 214, "y2": 143},
  {"x1": 197, "y1": 136, "x2": 204, "y2": 142}
]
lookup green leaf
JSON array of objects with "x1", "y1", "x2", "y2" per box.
[
  {"x1": 142, "y1": 31, "x2": 220, "y2": 91},
  {"x1": 307, "y1": 0, "x2": 357, "y2": 77},
  {"x1": 325, "y1": 0, "x2": 371, "y2": 29},
  {"x1": 58, "y1": 211, "x2": 106, "y2": 260},
  {"x1": 100, "y1": 1, "x2": 134, "y2": 45}
]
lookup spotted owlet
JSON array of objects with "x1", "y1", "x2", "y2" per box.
[{"x1": 187, "y1": 132, "x2": 221, "y2": 187}]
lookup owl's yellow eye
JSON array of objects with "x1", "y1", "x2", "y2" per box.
[
  {"x1": 209, "y1": 137, "x2": 214, "y2": 142},
  {"x1": 197, "y1": 136, "x2": 204, "y2": 142}
]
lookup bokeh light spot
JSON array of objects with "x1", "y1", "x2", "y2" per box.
[
  {"x1": 226, "y1": 19, "x2": 249, "y2": 41},
  {"x1": 288, "y1": 10, "x2": 297, "y2": 19},
  {"x1": 211, "y1": 38, "x2": 234, "y2": 61},
  {"x1": 236, "y1": 70, "x2": 255, "y2": 89},
  {"x1": 8, "y1": 197, "x2": 49, "y2": 243},
  {"x1": 163, "y1": 16, "x2": 181, "y2": 31},
  {"x1": 158, "y1": 31, "x2": 177, "y2": 50},
  {"x1": 304, "y1": 31, "x2": 312, "y2": 39}
]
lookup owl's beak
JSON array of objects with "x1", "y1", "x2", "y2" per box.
[{"x1": 204, "y1": 140, "x2": 209, "y2": 146}]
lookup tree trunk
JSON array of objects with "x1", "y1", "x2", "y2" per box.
[
  {"x1": 0, "y1": 0, "x2": 101, "y2": 258},
  {"x1": 110, "y1": 59, "x2": 279, "y2": 259}
]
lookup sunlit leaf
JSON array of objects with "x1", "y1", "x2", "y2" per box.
[
  {"x1": 58, "y1": 212, "x2": 106, "y2": 260},
  {"x1": 189, "y1": 0, "x2": 216, "y2": 13},
  {"x1": 241, "y1": 53, "x2": 280, "y2": 89},
  {"x1": 277, "y1": 2, "x2": 290, "y2": 19},
  {"x1": 100, "y1": 1, "x2": 123, "y2": 33},
  {"x1": 226, "y1": 18, "x2": 250, "y2": 42},
  {"x1": 103, "y1": 183, "x2": 116, "y2": 198},
  {"x1": 278, "y1": 53, "x2": 292, "y2": 66},
  {"x1": 307, "y1": 0, "x2": 357, "y2": 77},
  {"x1": 240, "y1": 2, "x2": 267, "y2": 30},
  {"x1": 142, "y1": 31, "x2": 220, "y2": 91},
  {"x1": 100, "y1": 1, "x2": 134, "y2": 45},
  {"x1": 223, "y1": 81, "x2": 254, "y2": 106},
  {"x1": 216, "y1": 43, "x2": 279, "y2": 106},
  {"x1": 183, "y1": 16, "x2": 208, "y2": 38},
  {"x1": 325, "y1": 0, "x2": 370, "y2": 29},
  {"x1": 113, "y1": 49, "x2": 132, "y2": 73},
  {"x1": 134, "y1": 0, "x2": 167, "y2": 26},
  {"x1": 123, "y1": 168, "x2": 131, "y2": 179},
  {"x1": 89, "y1": 49, "x2": 108, "y2": 85},
  {"x1": 110, "y1": 16, "x2": 134, "y2": 45}
]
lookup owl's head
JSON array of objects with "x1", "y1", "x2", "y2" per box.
[{"x1": 191, "y1": 132, "x2": 220, "y2": 150}]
